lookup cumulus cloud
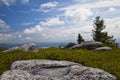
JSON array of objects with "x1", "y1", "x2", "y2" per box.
[
  {"x1": 40, "y1": 17, "x2": 65, "y2": 27},
  {"x1": 0, "y1": 31, "x2": 33, "y2": 43},
  {"x1": 105, "y1": 17, "x2": 120, "y2": 40},
  {"x1": 24, "y1": 25, "x2": 43, "y2": 34},
  {"x1": 0, "y1": 19, "x2": 10, "y2": 32},
  {"x1": 61, "y1": 7, "x2": 93, "y2": 23},
  {"x1": 23, "y1": 18, "x2": 93, "y2": 42},
  {"x1": 24, "y1": 17, "x2": 65, "y2": 34},
  {"x1": 0, "y1": 33, "x2": 12, "y2": 41}
]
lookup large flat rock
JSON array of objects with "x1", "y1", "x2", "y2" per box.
[{"x1": 0, "y1": 60, "x2": 117, "y2": 80}]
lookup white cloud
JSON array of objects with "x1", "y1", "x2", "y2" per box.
[
  {"x1": 105, "y1": 17, "x2": 120, "y2": 40},
  {"x1": 34, "y1": 1, "x2": 58, "y2": 13},
  {"x1": 73, "y1": 0, "x2": 120, "y2": 9},
  {"x1": 0, "y1": 33, "x2": 15, "y2": 43},
  {"x1": 40, "y1": 17, "x2": 65, "y2": 27},
  {"x1": 0, "y1": 0, "x2": 29, "y2": 6},
  {"x1": 23, "y1": 20, "x2": 93, "y2": 42},
  {"x1": 59, "y1": 0, "x2": 120, "y2": 24},
  {"x1": 61, "y1": 7, "x2": 93, "y2": 23},
  {"x1": 108, "y1": 7, "x2": 116, "y2": 12},
  {"x1": 0, "y1": 19, "x2": 10, "y2": 32},
  {"x1": 24, "y1": 17, "x2": 65, "y2": 34},
  {"x1": 74, "y1": 0, "x2": 96, "y2": 3},
  {"x1": 21, "y1": 0, "x2": 29, "y2": 4},
  {"x1": 25, "y1": 37, "x2": 32, "y2": 40},
  {"x1": 0, "y1": 33, "x2": 12, "y2": 42},
  {"x1": 41, "y1": 1, "x2": 58, "y2": 8},
  {"x1": 22, "y1": 22, "x2": 33, "y2": 26},
  {"x1": 24, "y1": 25, "x2": 43, "y2": 34},
  {"x1": 0, "y1": 31, "x2": 35, "y2": 43},
  {"x1": 0, "y1": 0, "x2": 16, "y2": 6},
  {"x1": 18, "y1": 35, "x2": 22, "y2": 38}
]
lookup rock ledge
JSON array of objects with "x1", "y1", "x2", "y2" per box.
[{"x1": 0, "y1": 60, "x2": 117, "y2": 80}]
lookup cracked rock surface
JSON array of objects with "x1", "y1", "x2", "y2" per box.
[{"x1": 0, "y1": 60, "x2": 117, "y2": 80}]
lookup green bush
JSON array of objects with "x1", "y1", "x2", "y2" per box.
[{"x1": 0, "y1": 48, "x2": 120, "y2": 79}]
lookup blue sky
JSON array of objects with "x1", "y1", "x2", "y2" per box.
[{"x1": 0, "y1": 0, "x2": 120, "y2": 43}]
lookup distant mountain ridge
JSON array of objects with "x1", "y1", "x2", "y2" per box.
[{"x1": 0, "y1": 42, "x2": 66, "y2": 50}]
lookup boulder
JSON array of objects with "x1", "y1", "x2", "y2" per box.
[
  {"x1": 3, "y1": 43, "x2": 36, "y2": 52},
  {"x1": 70, "y1": 41, "x2": 103, "y2": 50},
  {"x1": 64, "y1": 42, "x2": 76, "y2": 49},
  {"x1": 0, "y1": 60, "x2": 117, "y2": 80},
  {"x1": 20, "y1": 43, "x2": 35, "y2": 51},
  {"x1": 59, "y1": 44, "x2": 65, "y2": 49},
  {"x1": 95, "y1": 47, "x2": 112, "y2": 51},
  {"x1": 3, "y1": 46, "x2": 19, "y2": 53}
]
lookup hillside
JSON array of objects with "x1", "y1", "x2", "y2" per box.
[{"x1": 0, "y1": 48, "x2": 120, "y2": 79}]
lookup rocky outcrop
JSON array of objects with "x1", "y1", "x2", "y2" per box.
[
  {"x1": 70, "y1": 41, "x2": 103, "y2": 50},
  {"x1": 63, "y1": 41, "x2": 112, "y2": 51},
  {"x1": 3, "y1": 43, "x2": 36, "y2": 52},
  {"x1": 20, "y1": 43, "x2": 35, "y2": 51},
  {"x1": 3, "y1": 46, "x2": 19, "y2": 53},
  {"x1": 64, "y1": 42, "x2": 76, "y2": 49},
  {"x1": 0, "y1": 60, "x2": 117, "y2": 80},
  {"x1": 95, "y1": 47, "x2": 112, "y2": 51}
]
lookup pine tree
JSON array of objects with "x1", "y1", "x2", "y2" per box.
[
  {"x1": 92, "y1": 16, "x2": 118, "y2": 48},
  {"x1": 77, "y1": 33, "x2": 84, "y2": 44}
]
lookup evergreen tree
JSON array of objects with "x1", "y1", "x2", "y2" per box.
[
  {"x1": 92, "y1": 16, "x2": 118, "y2": 48},
  {"x1": 77, "y1": 33, "x2": 84, "y2": 44}
]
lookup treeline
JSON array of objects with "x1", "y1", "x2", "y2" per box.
[{"x1": 77, "y1": 16, "x2": 118, "y2": 48}]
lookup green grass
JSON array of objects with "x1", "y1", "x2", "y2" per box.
[{"x1": 0, "y1": 48, "x2": 120, "y2": 79}]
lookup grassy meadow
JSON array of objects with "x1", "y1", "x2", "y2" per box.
[{"x1": 0, "y1": 48, "x2": 120, "y2": 79}]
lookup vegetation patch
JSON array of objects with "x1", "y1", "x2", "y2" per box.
[{"x1": 0, "y1": 48, "x2": 120, "y2": 79}]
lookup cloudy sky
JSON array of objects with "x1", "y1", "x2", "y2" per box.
[{"x1": 0, "y1": 0, "x2": 120, "y2": 43}]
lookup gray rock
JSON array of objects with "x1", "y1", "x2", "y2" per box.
[
  {"x1": 20, "y1": 43, "x2": 35, "y2": 51},
  {"x1": 95, "y1": 47, "x2": 112, "y2": 51},
  {"x1": 64, "y1": 42, "x2": 76, "y2": 49},
  {"x1": 3, "y1": 43, "x2": 36, "y2": 52},
  {"x1": 3, "y1": 46, "x2": 19, "y2": 53},
  {"x1": 0, "y1": 70, "x2": 50, "y2": 80},
  {"x1": 0, "y1": 60, "x2": 117, "y2": 80},
  {"x1": 11, "y1": 60, "x2": 78, "y2": 70},
  {"x1": 70, "y1": 41, "x2": 103, "y2": 50},
  {"x1": 59, "y1": 44, "x2": 65, "y2": 49},
  {"x1": 40, "y1": 47, "x2": 49, "y2": 49}
]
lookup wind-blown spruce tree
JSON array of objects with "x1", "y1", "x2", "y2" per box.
[
  {"x1": 77, "y1": 33, "x2": 84, "y2": 44},
  {"x1": 92, "y1": 16, "x2": 118, "y2": 48}
]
